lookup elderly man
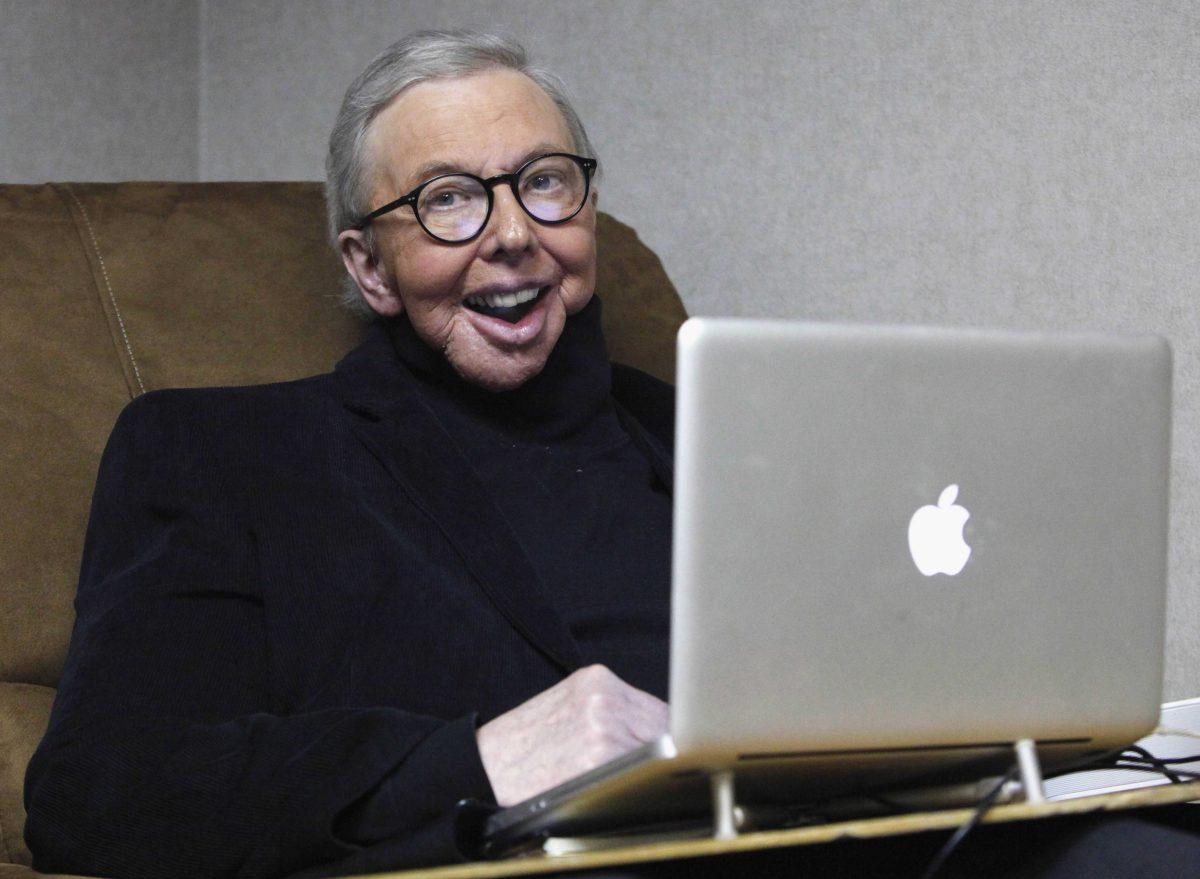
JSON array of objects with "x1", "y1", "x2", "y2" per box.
[
  {"x1": 25, "y1": 30, "x2": 671, "y2": 879},
  {"x1": 24, "y1": 28, "x2": 1200, "y2": 879}
]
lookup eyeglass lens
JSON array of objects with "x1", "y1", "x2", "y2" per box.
[{"x1": 417, "y1": 154, "x2": 588, "y2": 242}]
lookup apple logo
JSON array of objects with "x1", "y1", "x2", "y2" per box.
[{"x1": 907, "y1": 484, "x2": 972, "y2": 576}]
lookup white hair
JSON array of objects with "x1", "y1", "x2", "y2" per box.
[{"x1": 325, "y1": 29, "x2": 599, "y2": 318}]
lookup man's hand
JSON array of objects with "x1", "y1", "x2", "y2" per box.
[{"x1": 475, "y1": 664, "x2": 669, "y2": 806}]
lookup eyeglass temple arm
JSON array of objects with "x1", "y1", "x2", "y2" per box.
[{"x1": 355, "y1": 193, "x2": 416, "y2": 230}]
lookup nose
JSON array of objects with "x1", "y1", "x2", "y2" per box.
[{"x1": 480, "y1": 183, "x2": 536, "y2": 259}]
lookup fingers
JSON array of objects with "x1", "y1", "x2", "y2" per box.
[
  {"x1": 476, "y1": 664, "x2": 672, "y2": 806},
  {"x1": 570, "y1": 664, "x2": 669, "y2": 745},
  {"x1": 617, "y1": 686, "x2": 669, "y2": 743}
]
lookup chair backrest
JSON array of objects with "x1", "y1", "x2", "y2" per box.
[{"x1": 0, "y1": 182, "x2": 686, "y2": 867}]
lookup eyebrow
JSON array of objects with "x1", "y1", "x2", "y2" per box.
[{"x1": 405, "y1": 142, "x2": 570, "y2": 190}]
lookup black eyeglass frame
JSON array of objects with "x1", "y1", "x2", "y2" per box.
[{"x1": 352, "y1": 152, "x2": 598, "y2": 243}]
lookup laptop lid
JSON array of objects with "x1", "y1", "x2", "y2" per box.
[{"x1": 670, "y1": 318, "x2": 1171, "y2": 759}]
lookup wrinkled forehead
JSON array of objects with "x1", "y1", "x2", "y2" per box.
[{"x1": 365, "y1": 68, "x2": 575, "y2": 196}]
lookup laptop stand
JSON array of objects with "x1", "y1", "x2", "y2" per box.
[
  {"x1": 710, "y1": 770, "x2": 739, "y2": 839},
  {"x1": 1014, "y1": 738, "x2": 1046, "y2": 803},
  {"x1": 706, "y1": 739, "x2": 1047, "y2": 840}
]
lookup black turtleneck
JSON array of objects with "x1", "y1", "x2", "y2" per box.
[{"x1": 384, "y1": 297, "x2": 671, "y2": 699}]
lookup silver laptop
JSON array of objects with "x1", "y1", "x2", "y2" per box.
[{"x1": 484, "y1": 317, "x2": 1172, "y2": 849}]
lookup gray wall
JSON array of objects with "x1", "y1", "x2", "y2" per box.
[
  {"x1": 5, "y1": 0, "x2": 1198, "y2": 701},
  {"x1": 0, "y1": 1, "x2": 197, "y2": 180}
]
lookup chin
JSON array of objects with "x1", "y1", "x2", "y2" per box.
[{"x1": 450, "y1": 351, "x2": 550, "y2": 393}]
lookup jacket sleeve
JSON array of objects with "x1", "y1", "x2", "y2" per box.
[{"x1": 23, "y1": 392, "x2": 496, "y2": 879}]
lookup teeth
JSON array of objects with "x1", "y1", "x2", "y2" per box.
[{"x1": 467, "y1": 286, "x2": 543, "y2": 309}]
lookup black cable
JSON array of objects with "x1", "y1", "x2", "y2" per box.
[
  {"x1": 916, "y1": 765, "x2": 1020, "y2": 879},
  {"x1": 909, "y1": 745, "x2": 1199, "y2": 879},
  {"x1": 910, "y1": 745, "x2": 1200, "y2": 879},
  {"x1": 776, "y1": 746, "x2": 1199, "y2": 870},
  {"x1": 1112, "y1": 761, "x2": 1200, "y2": 782},
  {"x1": 1120, "y1": 745, "x2": 1183, "y2": 783},
  {"x1": 1042, "y1": 746, "x2": 1200, "y2": 785},
  {"x1": 1116, "y1": 746, "x2": 1181, "y2": 783},
  {"x1": 1039, "y1": 747, "x2": 1200, "y2": 785},
  {"x1": 1122, "y1": 747, "x2": 1200, "y2": 765}
]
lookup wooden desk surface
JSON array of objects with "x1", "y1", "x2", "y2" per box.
[{"x1": 353, "y1": 781, "x2": 1200, "y2": 879}]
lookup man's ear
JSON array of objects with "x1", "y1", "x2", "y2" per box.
[{"x1": 338, "y1": 229, "x2": 403, "y2": 317}]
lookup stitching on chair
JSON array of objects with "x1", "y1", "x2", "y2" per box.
[
  {"x1": 0, "y1": 801, "x2": 11, "y2": 864},
  {"x1": 64, "y1": 185, "x2": 147, "y2": 396}
]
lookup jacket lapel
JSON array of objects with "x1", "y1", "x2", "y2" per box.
[
  {"x1": 334, "y1": 324, "x2": 584, "y2": 675},
  {"x1": 613, "y1": 399, "x2": 673, "y2": 493}
]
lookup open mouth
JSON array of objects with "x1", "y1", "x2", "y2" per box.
[{"x1": 463, "y1": 285, "x2": 549, "y2": 324}]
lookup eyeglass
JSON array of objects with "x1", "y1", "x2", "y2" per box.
[{"x1": 353, "y1": 152, "x2": 598, "y2": 243}]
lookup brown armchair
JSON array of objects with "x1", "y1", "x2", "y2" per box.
[{"x1": 0, "y1": 182, "x2": 686, "y2": 877}]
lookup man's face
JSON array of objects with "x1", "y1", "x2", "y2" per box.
[{"x1": 344, "y1": 68, "x2": 597, "y2": 392}]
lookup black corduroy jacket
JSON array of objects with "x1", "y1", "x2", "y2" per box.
[{"x1": 24, "y1": 320, "x2": 674, "y2": 879}]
